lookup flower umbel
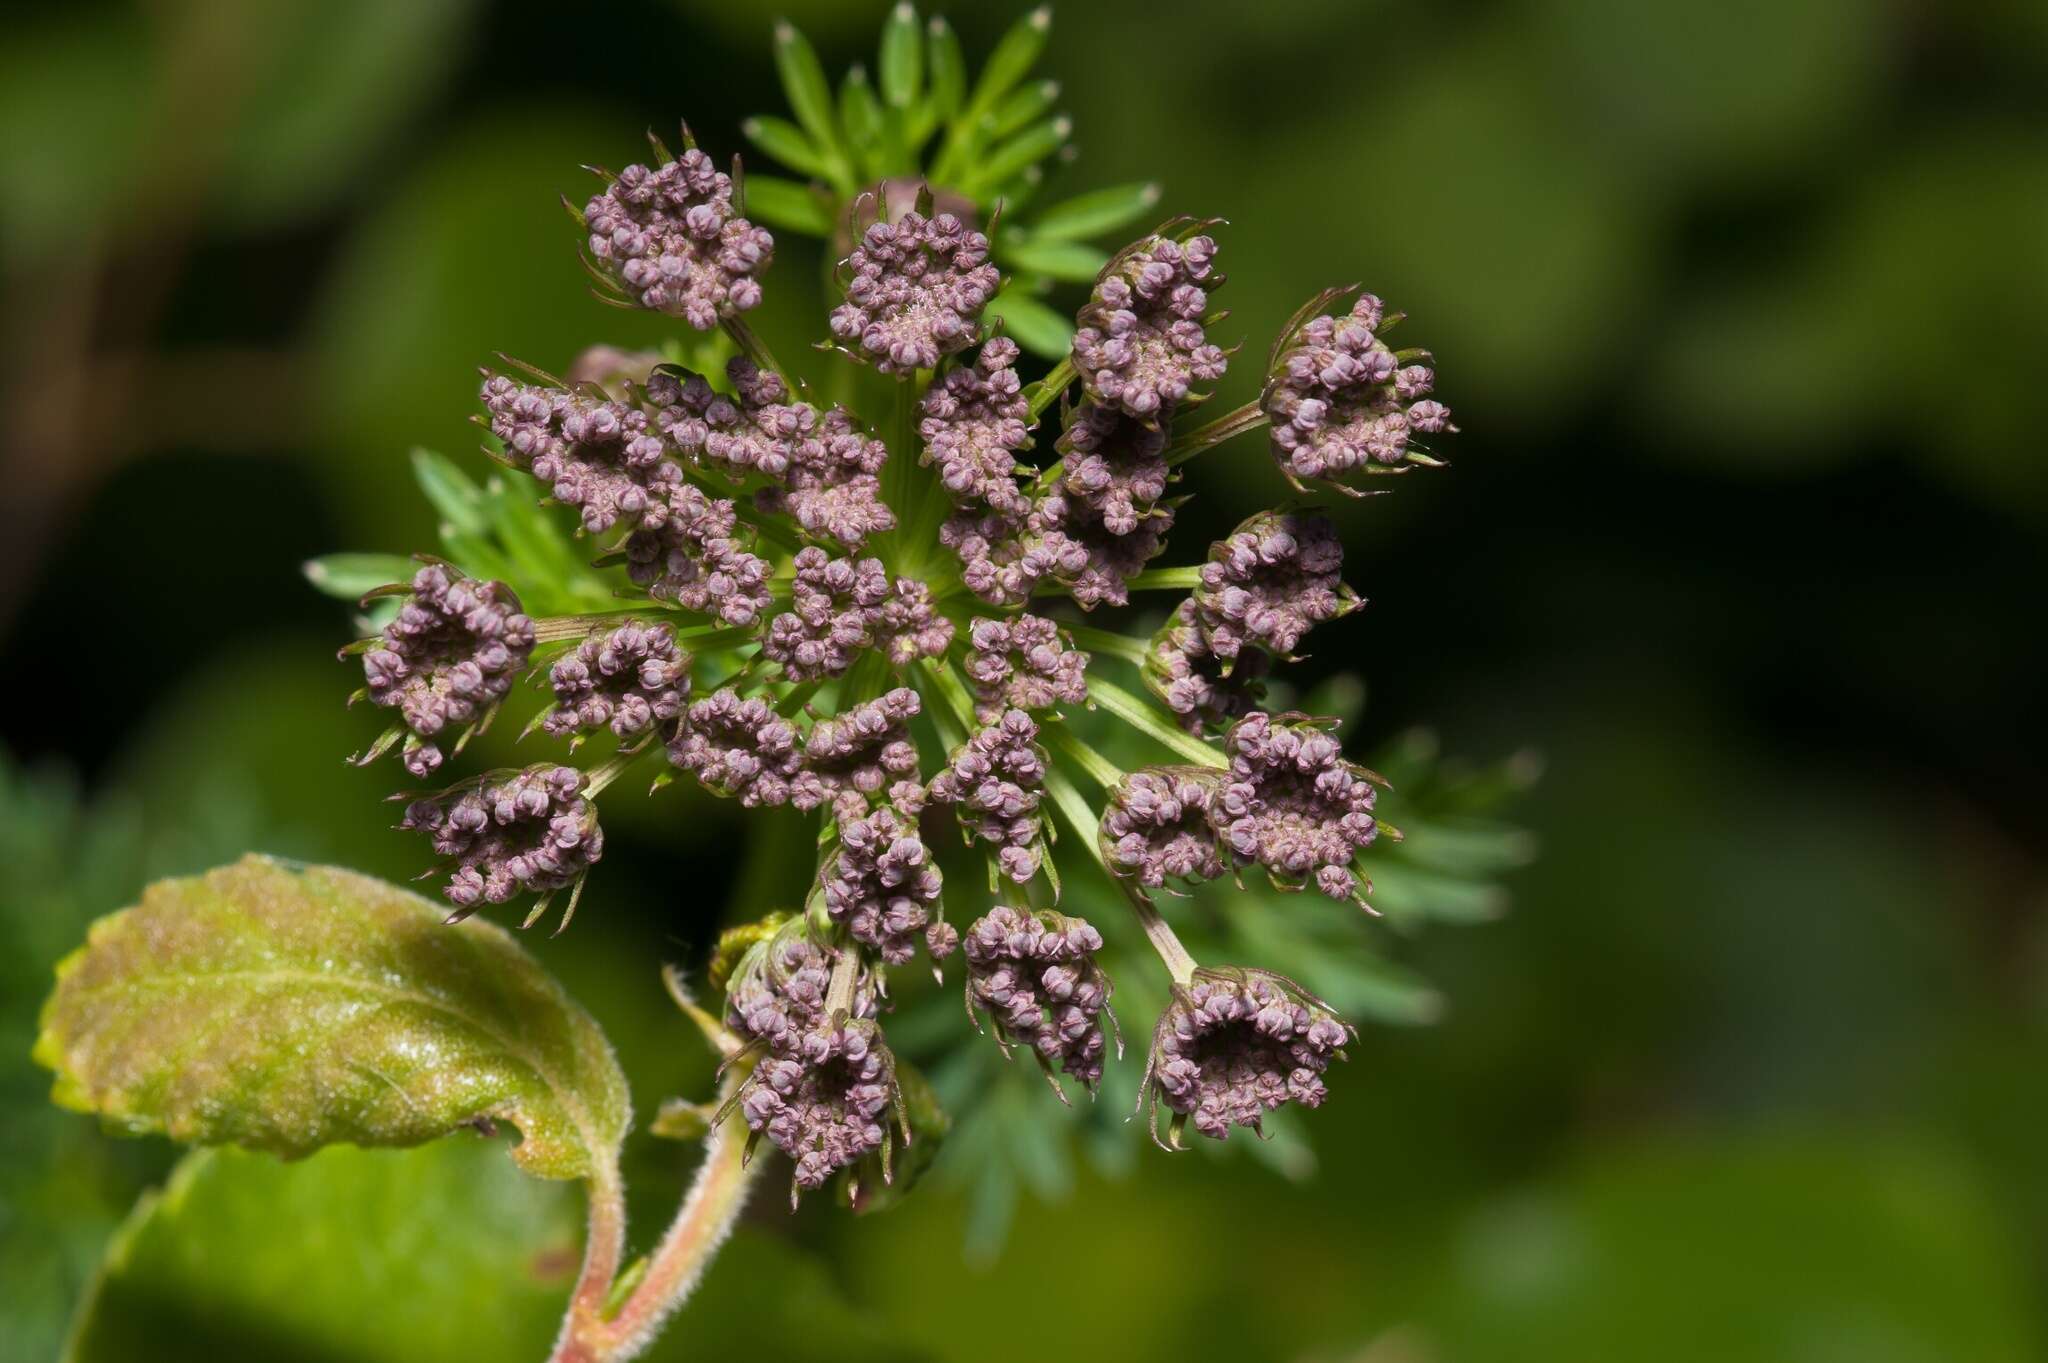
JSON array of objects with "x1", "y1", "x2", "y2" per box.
[{"x1": 330, "y1": 16, "x2": 1467, "y2": 1227}]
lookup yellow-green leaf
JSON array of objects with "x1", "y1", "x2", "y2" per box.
[{"x1": 35, "y1": 855, "x2": 630, "y2": 1181}]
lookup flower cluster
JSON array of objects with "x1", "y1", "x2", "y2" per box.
[
  {"x1": 355, "y1": 564, "x2": 534, "y2": 778},
  {"x1": 1142, "y1": 969, "x2": 1352, "y2": 1145},
  {"x1": 479, "y1": 373, "x2": 682, "y2": 535},
  {"x1": 582, "y1": 142, "x2": 774, "y2": 328},
  {"x1": 928, "y1": 710, "x2": 1047, "y2": 883},
  {"x1": 399, "y1": 765, "x2": 603, "y2": 923},
  {"x1": 543, "y1": 620, "x2": 689, "y2": 742},
  {"x1": 919, "y1": 337, "x2": 1033, "y2": 513},
  {"x1": 335, "y1": 108, "x2": 1461, "y2": 1195},
  {"x1": 1192, "y1": 511, "x2": 1356, "y2": 661},
  {"x1": 830, "y1": 207, "x2": 1001, "y2": 373},
  {"x1": 962, "y1": 613, "x2": 1088, "y2": 723},
  {"x1": 1144, "y1": 599, "x2": 1269, "y2": 735},
  {"x1": 720, "y1": 928, "x2": 902, "y2": 1201},
  {"x1": 1263, "y1": 291, "x2": 1456, "y2": 492},
  {"x1": 621, "y1": 485, "x2": 774, "y2": 625},
  {"x1": 1074, "y1": 230, "x2": 1228, "y2": 419},
  {"x1": 962, "y1": 907, "x2": 1114, "y2": 1093}
]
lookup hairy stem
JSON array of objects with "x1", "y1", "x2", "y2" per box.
[{"x1": 549, "y1": 1071, "x2": 762, "y2": 1363}]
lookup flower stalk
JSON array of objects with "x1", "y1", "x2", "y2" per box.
[{"x1": 550, "y1": 1071, "x2": 762, "y2": 1363}]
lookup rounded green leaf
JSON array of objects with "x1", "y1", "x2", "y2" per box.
[
  {"x1": 35, "y1": 855, "x2": 630, "y2": 1180},
  {"x1": 64, "y1": 1143, "x2": 579, "y2": 1363}
]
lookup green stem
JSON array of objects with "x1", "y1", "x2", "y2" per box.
[
  {"x1": 720, "y1": 316, "x2": 790, "y2": 392},
  {"x1": 1085, "y1": 676, "x2": 1227, "y2": 769},
  {"x1": 1121, "y1": 565, "x2": 1204, "y2": 592},
  {"x1": 1048, "y1": 724, "x2": 1125, "y2": 791},
  {"x1": 1064, "y1": 623, "x2": 1149, "y2": 665},
  {"x1": 1042, "y1": 767, "x2": 1198, "y2": 986},
  {"x1": 919, "y1": 656, "x2": 979, "y2": 741},
  {"x1": 1025, "y1": 354, "x2": 1075, "y2": 419},
  {"x1": 532, "y1": 611, "x2": 670, "y2": 644},
  {"x1": 1165, "y1": 400, "x2": 1267, "y2": 466}
]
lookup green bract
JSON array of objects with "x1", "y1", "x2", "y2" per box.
[{"x1": 744, "y1": 6, "x2": 1160, "y2": 359}]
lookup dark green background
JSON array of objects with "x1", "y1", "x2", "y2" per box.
[{"x1": 4, "y1": 1, "x2": 2045, "y2": 1359}]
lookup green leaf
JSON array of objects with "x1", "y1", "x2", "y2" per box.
[
  {"x1": 1032, "y1": 181, "x2": 1164, "y2": 242},
  {"x1": 301, "y1": 553, "x2": 417, "y2": 600},
  {"x1": 925, "y1": 16, "x2": 966, "y2": 122},
  {"x1": 878, "y1": 3, "x2": 923, "y2": 109},
  {"x1": 742, "y1": 174, "x2": 835, "y2": 236},
  {"x1": 740, "y1": 115, "x2": 828, "y2": 180},
  {"x1": 966, "y1": 6, "x2": 1052, "y2": 122},
  {"x1": 64, "y1": 1143, "x2": 580, "y2": 1363},
  {"x1": 963, "y1": 116, "x2": 1071, "y2": 197},
  {"x1": 772, "y1": 19, "x2": 852, "y2": 191},
  {"x1": 410, "y1": 447, "x2": 488, "y2": 536},
  {"x1": 984, "y1": 287, "x2": 1074, "y2": 359},
  {"x1": 35, "y1": 855, "x2": 630, "y2": 1181},
  {"x1": 839, "y1": 65, "x2": 884, "y2": 173},
  {"x1": 999, "y1": 236, "x2": 1108, "y2": 283},
  {"x1": 987, "y1": 79, "x2": 1060, "y2": 141}
]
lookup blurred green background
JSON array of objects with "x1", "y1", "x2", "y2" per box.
[{"x1": 4, "y1": 0, "x2": 2046, "y2": 1360}]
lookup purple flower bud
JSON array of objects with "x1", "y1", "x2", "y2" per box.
[
  {"x1": 926, "y1": 710, "x2": 1046, "y2": 882},
  {"x1": 479, "y1": 372, "x2": 683, "y2": 534},
  {"x1": 583, "y1": 148, "x2": 774, "y2": 328},
  {"x1": 667, "y1": 688, "x2": 801, "y2": 807},
  {"x1": 357, "y1": 565, "x2": 535, "y2": 777},
  {"x1": 1142, "y1": 969, "x2": 1350, "y2": 1144},
  {"x1": 401, "y1": 764, "x2": 603, "y2": 915},
  {"x1": 919, "y1": 337, "x2": 1033, "y2": 514},
  {"x1": 963, "y1": 906, "x2": 1116, "y2": 1091},
  {"x1": 544, "y1": 620, "x2": 689, "y2": 740},
  {"x1": 723, "y1": 932, "x2": 901, "y2": 1200},
  {"x1": 1056, "y1": 401, "x2": 1172, "y2": 536},
  {"x1": 939, "y1": 499, "x2": 1089, "y2": 608},
  {"x1": 1101, "y1": 766, "x2": 1227, "y2": 891},
  {"x1": 829, "y1": 209, "x2": 1000, "y2": 373},
  {"x1": 962, "y1": 613, "x2": 1089, "y2": 723},
  {"x1": 1037, "y1": 486, "x2": 1172, "y2": 610},
  {"x1": 792, "y1": 688, "x2": 923, "y2": 814},
  {"x1": 1144, "y1": 599, "x2": 1269, "y2": 734},
  {"x1": 1262, "y1": 292, "x2": 1456, "y2": 489},
  {"x1": 763, "y1": 550, "x2": 951, "y2": 682},
  {"x1": 1191, "y1": 511, "x2": 1358, "y2": 661},
  {"x1": 651, "y1": 359, "x2": 896, "y2": 552},
  {"x1": 1214, "y1": 712, "x2": 1377, "y2": 899},
  {"x1": 1074, "y1": 233, "x2": 1228, "y2": 419},
  {"x1": 822, "y1": 801, "x2": 943, "y2": 965},
  {"x1": 622, "y1": 484, "x2": 773, "y2": 626},
  {"x1": 724, "y1": 928, "x2": 877, "y2": 1053}
]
